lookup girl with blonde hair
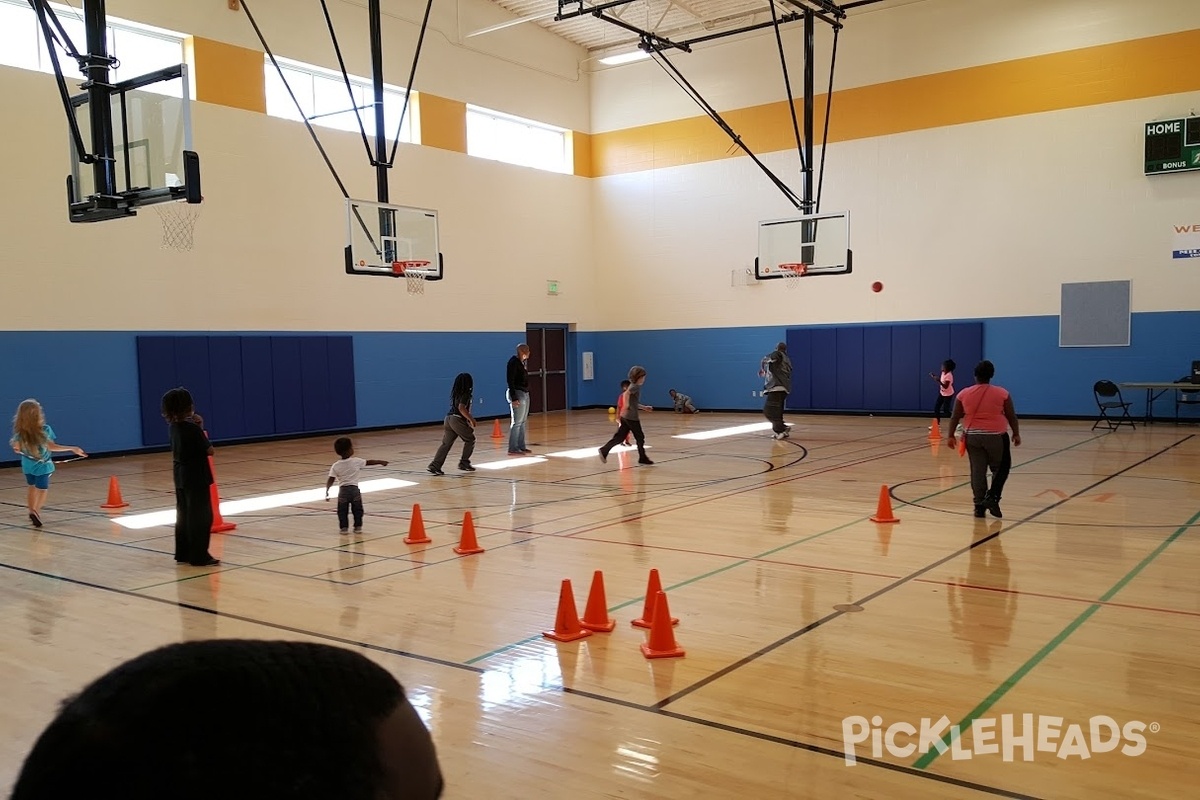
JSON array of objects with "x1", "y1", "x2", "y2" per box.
[{"x1": 10, "y1": 400, "x2": 87, "y2": 528}]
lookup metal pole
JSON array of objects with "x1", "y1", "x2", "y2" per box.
[
  {"x1": 803, "y1": 9, "x2": 814, "y2": 213},
  {"x1": 83, "y1": 0, "x2": 116, "y2": 197},
  {"x1": 367, "y1": 0, "x2": 394, "y2": 261}
]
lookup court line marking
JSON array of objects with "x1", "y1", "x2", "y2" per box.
[
  {"x1": 652, "y1": 434, "x2": 1194, "y2": 709},
  {"x1": 913, "y1": 502, "x2": 1200, "y2": 769},
  {"x1": 0, "y1": 561, "x2": 485, "y2": 674},
  {"x1": 560, "y1": 687, "x2": 1040, "y2": 800},
  {"x1": 465, "y1": 432, "x2": 1113, "y2": 665}
]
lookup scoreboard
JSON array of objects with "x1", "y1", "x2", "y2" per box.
[{"x1": 1144, "y1": 117, "x2": 1200, "y2": 175}]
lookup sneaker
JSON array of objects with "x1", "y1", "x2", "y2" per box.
[
  {"x1": 973, "y1": 505, "x2": 986, "y2": 518},
  {"x1": 353, "y1": 526, "x2": 363, "y2": 534},
  {"x1": 986, "y1": 498, "x2": 1003, "y2": 519},
  {"x1": 339, "y1": 527, "x2": 349, "y2": 534},
  {"x1": 508, "y1": 450, "x2": 523, "y2": 456},
  {"x1": 521, "y1": 449, "x2": 534, "y2": 454},
  {"x1": 29, "y1": 511, "x2": 42, "y2": 528},
  {"x1": 190, "y1": 558, "x2": 221, "y2": 567},
  {"x1": 772, "y1": 432, "x2": 786, "y2": 440},
  {"x1": 638, "y1": 458, "x2": 654, "y2": 465},
  {"x1": 598, "y1": 449, "x2": 608, "y2": 464},
  {"x1": 427, "y1": 465, "x2": 444, "y2": 476},
  {"x1": 458, "y1": 463, "x2": 476, "y2": 472}
]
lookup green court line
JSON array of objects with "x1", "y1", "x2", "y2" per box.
[
  {"x1": 913, "y1": 505, "x2": 1200, "y2": 770},
  {"x1": 464, "y1": 433, "x2": 1110, "y2": 665}
]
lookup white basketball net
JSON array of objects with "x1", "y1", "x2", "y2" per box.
[
  {"x1": 156, "y1": 201, "x2": 200, "y2": 251},
  {"x1": 780, "y1": 263, "x2": 807, "y2": 288},
  {"x1": 393, "y1": 261, "x2": 430, "y2": 295}
]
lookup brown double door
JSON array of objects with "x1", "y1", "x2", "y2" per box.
[{"x1": 525, "y1": 325, "x2": 568, "y2": 413}]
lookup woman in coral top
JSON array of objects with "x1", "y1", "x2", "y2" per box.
[{"x1": 947, "y1": 361, "x2": 1021, "y2": 518}]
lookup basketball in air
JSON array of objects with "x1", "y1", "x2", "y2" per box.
[
  {"x1": 608, "y1": 407, "x2": 616, "y2": 414},
  {"x1": 871, "y1": 281, "x2": 883, "y2": 293}
]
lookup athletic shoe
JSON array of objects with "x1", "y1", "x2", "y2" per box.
[
  {"x1": 458, "y1": 463, "x2": 476, "y2": 472},
  {"x1": 638, "y1": 458, "x2": 654, "y2": 465},
  {"x1": 521, "y1": 449, "x2": 534, "y2": 454},
  {"x1": 353, "y1": 526, "x2": 363, "y2": 534},
  {"x1": 190, "y1": 558, "x2": 221, "y2": 567},
  {"x1": 986, "y1": 498, "x2": 1003, "y2": 519},
  {"x1": 339, "y1": 527, "x2": 349, "y2": 534},
  {"x1": 973, "y1": 505, "x2": 986, "y2": 518},
  {"x1": 29, "y1": 511, "x2": 42, "y2": 528},
  {"x1": 598, "y1": 449, "x2": 608, "y2": 463},
  {"x1": 427, "y1": 465, "x2": 445, "y2": 476},
  {"x1": 508, "y1": 450, "x2": 523, "y2": 456}
]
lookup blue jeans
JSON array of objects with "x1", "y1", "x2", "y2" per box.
[{"x1": 507, "y1": 389, "x2": 529, "y2": 451}]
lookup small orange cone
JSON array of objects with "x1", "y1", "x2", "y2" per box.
[
  {"x1": 640, "y1": 592, "x2": 685, "y2": 659},
  {"x1": 929, "y1": 419, "x2": 941, "y2": 440},
  {"x1": 491, "y1": 419, "x2": 503, "y2": 439},
  {"x1": 100, "y1": 476, "x2": 129, "y2": 509},
  {"x1": 580, "y1": 570, "x2": 616, "y2": 632},
  {"x1": 208, "y1": 455, "x2": 236, "y2": 532},
  {"x1": 632, "y1": 569, "x2": 679, "y2": 629},
  {"x1": 404, "y1": 503, "x2": 431, "y2": 544},
  {"x1": 869, "y1": 484, "x2": 900, "y2": 523},
  {"x1": 958, "y1": 434, "x2": 967, "y2": 457},
  {"x1": 452, "y1": 511, "x2": 484, "y2": 555},
  {"x1": 543, "y1": 579, "x2": 592, "y2": 642}
]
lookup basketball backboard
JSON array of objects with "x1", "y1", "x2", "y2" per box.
[
  {"x1": 345, "y1": 198, "x2": 443, "y2": 281},
  {"x1": 755, "y1": 210, "x2": 852, "y2": 280},
  {"x1": 68, "y1": 65, "x2": 200, "y2": 222}
]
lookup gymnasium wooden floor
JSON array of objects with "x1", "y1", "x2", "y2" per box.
[{"x1": 2, "y1": 410, "x2": 1197, "y2": 798}]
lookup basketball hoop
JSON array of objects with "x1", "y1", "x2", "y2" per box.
[
  {"x1": 393, "y1": 260, "x2": 431, "y2": 295},
  {"x1": 156, "y1": 200, "x2": 201, "y2": 251},
  {"x1": 779, "y1": 262, "x2": 807, "y2": 288}
]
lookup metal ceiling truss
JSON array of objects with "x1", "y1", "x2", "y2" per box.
[{"x1": 557, "y1": 0, "x2": 872, "y2": 212}]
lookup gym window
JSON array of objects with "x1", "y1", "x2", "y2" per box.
[
  {"x1": 264, "y1": 56, "x2": 416, "y2": 143},
  {"x1": 0, "y1": 0, "x2": 185, "y2": 96},
  {"x1": 466, "y1": 105, "x2": 572, "y2": 174}
]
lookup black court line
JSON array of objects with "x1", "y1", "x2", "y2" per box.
[
  {"x1": 653, "y1": 433, "x2": 1195, "y2": 709},
  {"x1": 560, "y1": 687, "x2": 1039, "y2": 799},
  {"x1": 0, "y1": 561, "x2": 485, "y2": 674}
]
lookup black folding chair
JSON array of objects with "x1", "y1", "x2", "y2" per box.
[
  {"x1": 1092, "y1": 380, "x2": 1136, "y2": 430},
  {"x1": 1176, "y1": 376, "x2": 1200, "y2": 423}
]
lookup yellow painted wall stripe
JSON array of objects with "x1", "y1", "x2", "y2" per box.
[
  {"x1": 592, "y1": 28, "x2": 1200, "y2": 177},
  {"x1": 570, "y1": 131, "x2": 593, "y2": 178},
  {"x1": 417, "y1": 93, "x2": 467, "y2": 153},
  {"x1": 186, "y1": 37, "x2": 266, "y2": 114}
]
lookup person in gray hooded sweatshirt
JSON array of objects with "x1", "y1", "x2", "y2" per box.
[{"x1": 760, "y1": 342, "x2": 792, "y2": 439}]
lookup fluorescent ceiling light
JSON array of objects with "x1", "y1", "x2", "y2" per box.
[
  {"x1": 474, "y1": 457, "x2": 547, "y2": 470},
  {"x1": 546, "y1": 444, "x2": 649, "y2": 459},
  {"x1": 599, "y1": 50, "x2": 650, "y2": 66},
  {"x1": 111, "y1": 478, "x2": 418, "y2": 529},
  {"x1": 672, "y1": 422, "x2": 792, "y2": 441}
]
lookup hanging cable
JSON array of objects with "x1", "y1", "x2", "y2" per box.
[
  {"x1": 815, "y1": 25, "x2": 839, "y2": 214},
  {"x1": 239, "y1": 0, "x2": 380, "y2": 253},
  {"x1": 386, "y1": 0, "x2": 435, "y2": 166},
  {"x1": 650, "y1": 48, "x2": 804, "y2": 210},
  {"x1": 769, "y1": 1, "x2": 806, "y2": 174},
  {"x1": 317, "y1": 0, "x2": 374, "y2": 166}
]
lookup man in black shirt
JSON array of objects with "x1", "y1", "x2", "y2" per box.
[{"x1": 506, "y1": 344, "x2": 533, "y2": 455}]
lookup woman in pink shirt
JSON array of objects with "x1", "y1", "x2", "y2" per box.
[{"x1": 947, "y1": 361, "x2": 1022, "y2": 518}]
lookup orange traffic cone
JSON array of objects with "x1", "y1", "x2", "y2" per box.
[
  {"x1": 929, "y1": 419, "x2": 941, "y2": 440},
  {"x1": 543, "y1": 579, "x2": 592, "y2": 642},
  {"x1": 580, "y1": 570, "x2": 615, "y2": 632},
  {"x1": 640, "y1": 592, "x2": 685, "y2": 659},
  {"x1": 491, "y1": 419, "x2": 503, "y2": 439},
  {"x1": 100, "y1": 476, "x2": 129, "y2": 509},
  {"x1": 958, "y1": 434, "x2": 967, "y2": 457},
  {"x1": 404, "y1": 503, "x2": 431, "y2": 544},
  {"x1": 632, "y1": 569, "x2": 679, "y2": 629},
  {"x1": 453, "y1": 511, "x2": 484, "y2": 555},
  {"x1": 208, "y1": 455, "x2": 236, "y2": 532},
  {"x1": 869, "y1": 484, "x2": 900, "y2": 523}
]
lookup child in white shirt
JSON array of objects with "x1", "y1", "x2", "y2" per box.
[{"x1": 325, "y1": 437, "x2": 388, "y2": 533}]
